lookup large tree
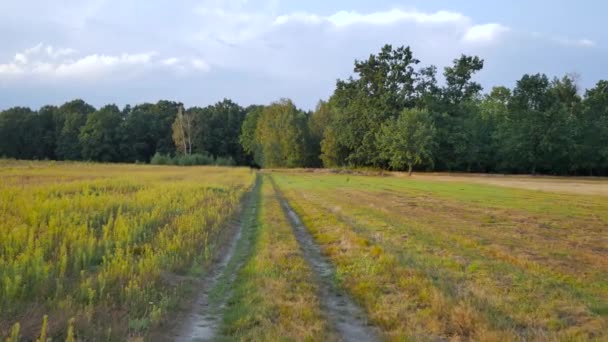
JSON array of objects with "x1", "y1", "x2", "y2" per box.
[
  {"x1": 192, "y1": 99, "x2": 247, "y2": 163},
  {"x1": 433, "y1": 55, "x2": 485, "y2": 171},
  {"x1": 55, "y1": 100, "x2": 96, "y2": 160},
  {"x1": 376, "y1": 108, "x2": 436, "y2": 175},
  {"x1": 240, "y1": 105, "x2": 264, "y2": 166},
  {"x1": 577, "y1": 80, "x2": 608, "y2": 175},
  {"x1": 79, "y1": 104, "x2": 123, "y2": 162},
  {"x1": 327, "y1": 45, "x2": 421, "y2": 166},
  {"x1": 0, "y1": 107, "x2": 36, "y2": 159},
  {"x1": 172, "y1": 104, "x2": 195, "y2": 155},
  {"x1": 253, "y1": 99, "x2": 309, "y2": 168}
]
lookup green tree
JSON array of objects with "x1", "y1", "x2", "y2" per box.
[
  {"x1": 240, "y1": 105, "x2": 264, "y2": 166},
  {"x1": 434, "y1": 55, "x2": 484, "y2": 171},
  {"x1": 327, "y1": 45, "x2": 421, "y2": 166},
  {"x1": 376, "y1": 108, "x2": 436, "y2": 175},
  {"x1": 79, "y1": 104, "x2": 123, "y2": 162},
  {"x1": 55, "y1": 99, "x2": 95, "y2": 160},
  {"x1": 578, "y1": 80, "x2": 608, "y2": 175},
  {"x1": 192, "y1": 99, "x2": 247, "y2": 163},
  {"x1": 0, "y1": 107, "x2": 36, "y2": 158},
  {"x1": 254, "y1": 99, "x2": 308, "y2": 168}
]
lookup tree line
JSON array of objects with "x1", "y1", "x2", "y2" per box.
[
  {"x1": 244, "y1": 45, "x2": 608, "y2": 175},
  {"x1": 1, "y1": 44, "x2": 608, "y2": 175},
  {"x1": 0, "y1": 99, "x2": 249, "y2": 165}
]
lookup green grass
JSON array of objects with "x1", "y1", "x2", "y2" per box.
[
  {"x1": 220, "y1": 175, "x2": 333, "y2": 341},
  {"x1": 272, "y1": 171, "x2": 608, "y2": 341}
]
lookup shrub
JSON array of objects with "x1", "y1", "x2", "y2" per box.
[
  {"x1": 150, "y1": 153, "x2": 171, "y2": 165},
  {"x1": 215, "y1": 156, "x2": 236, "y2": 166}
]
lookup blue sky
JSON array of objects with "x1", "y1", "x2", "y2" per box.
[{"x1": 0, "y1": 0, "x2": 605, "y2": 110}]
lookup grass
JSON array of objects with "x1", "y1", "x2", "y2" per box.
[
  {"x1": 0, "y1": 160, "x2": 255, "y2": 340},
  {"x1": 3, "y1": 160, "x2": 606, "y2": 340},
  {"x1": 220, "y1": 175, "x2": 333, "y2": 341},
  {"x1": 271, "y1": 171, "x2": 608, "y2": 340}
]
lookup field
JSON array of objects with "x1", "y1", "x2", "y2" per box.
[
  {"x1": 0, "y1": 161, "x2": 255, "y2": 340},
  {"x1": 1, "y1": 162, "x2": 607, "y2": 341}
]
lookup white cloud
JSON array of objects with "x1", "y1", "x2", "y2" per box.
[
  {"x1": 542, "y1": 35, "x2": 597, "y2": 48},
  {"x1": 161, "y1": 57, "x2": 180, "y2": 66},
  {"x1": 327, "y1": 9, "x2": 467, "y2": 27},
  {"x1": 191, "y1": 58, "x2": 210, "y2": 71},
  {"x1": 273, "y1": 9, "x2": 469, "y2": 27},
  {"x1": 462, "y1": 23, "x2": 510, "y2": 44},
  {"x1": 0, "y1": 2, "x2": 601, "y2": 110},
  {"x1": 53, "y1": 52, "x2": 156, "y2": 78},
  {"x1": 576, "y1": 39, "x2": 596, "y2": 47},
  {"x1": 0, "y1": 44, "x2": 210, "y2": 80}
]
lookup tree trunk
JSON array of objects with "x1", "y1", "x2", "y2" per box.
[{"x1": 408, "y1": 164, "x2": 413, "y2": 176}]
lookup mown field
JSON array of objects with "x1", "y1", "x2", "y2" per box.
[
  {"x1": 2, "y1": 161, "x2": 607, "y2": 341},
  {"x1": 270, "y1": 170, "x2": 608, "y2": 340},
  {"x1": 0, "y1": 161, "x2": 255, "y2": 340}
]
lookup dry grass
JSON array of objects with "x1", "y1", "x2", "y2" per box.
[
  {"x1": 272, "y1": 171, "x2": 608, "y2": 340},
  {"x1": 400, "y1": 172, "x2": 608, "y2": 196}
]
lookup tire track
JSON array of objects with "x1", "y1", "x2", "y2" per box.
[
  {"x1": 269, "y1": 176, "x2": 378, "y2": 342},
  {"x1": 171, "y1": 176, "x2": 260, "y2": 342}
]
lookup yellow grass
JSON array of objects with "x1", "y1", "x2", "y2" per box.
[{"x1": 0, "y1": 160, "x2": 255, "y2": 340}]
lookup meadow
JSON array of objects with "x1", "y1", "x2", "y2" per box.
[
  {"x1": 1, "y1": 161, "x2": 607, "y2": 341},
  {"x1": 271, "y1": 170, "x2": 608, "y2": 340},
  {"x1": 0, "y1": 160, "x2": 255, "y2": 340}
]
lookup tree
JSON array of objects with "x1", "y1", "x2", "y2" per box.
[
  {"x1": 79, "y1": 104, "x2": 123, "y2": 162},
  {"x1": 192, "y1": 99, "x2": 247, "y2": 163},
  {"x1": 578, "y1": 80, "x2": 608, "y2": 175},
  {"x1": 307, "y1": 101, "x2": 333, "y2": 167},
  {"x1": 0, "y1": 107, "x2": 36, "y2": 158},
  {"x1": 433, "y1": 55, "x2": 484, "y2": 171},
  {"x1": 376, "y1": 108, "x2": 436, "y2": 175},
  {"x1": 172, "y1": 104, "x2": 194, "y2": 155},
  {"x1": 55, "y1": 100, "x2": 96, "y2": 160},
  {"x1": 240, "y1": 105, "x2": 264, "y2": 166},
  {"x1": 327, "y1": 45, "x2": 422, "y2": 167},
  {"x1": 253, "y1": 99, "x2": 308, "y2": 168},
  {"x1": 37, "y1": 106, "x2": 59, "y2": 159}
]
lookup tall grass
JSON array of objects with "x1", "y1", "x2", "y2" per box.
[{"x1": 0, "y1": 161, "x2": 254, "y2": 340}]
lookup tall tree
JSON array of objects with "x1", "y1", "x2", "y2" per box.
[
  {"x1": 172, "y1": 104, "x2": 194, "y2": 155},
  {"x1": 578, "y1": 80, "x2": 608, "y2": 175},
  {"x1": 240, "y1": 105, "x2": 264, "y2": 166},
  {"x1": 0, "y1": 107, "x2": 36, "y2": 159},
  {"x1": 79, "y1": 104, "x2": 123, "y2": 162},
  {"x1": 55, "y1": 100, "x2": 96, "y2": 160},
  {"x1": 254, "y1": 99, "x2": 308, "y2": 168},
  {"x1": 434, "y1": 55, "x2": 484, "y2": 171},
  {"x1": 376, "y1": 108, "x2": 436, "y2": 175},
  {"x1": 328, "y1": 45, "x2": 421, "y2": 166},
  {"x1": 192, "y1": 99, "x2": 247, "y2": 163}
]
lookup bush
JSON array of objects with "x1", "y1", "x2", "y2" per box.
[
  {"x1": 151, "y1": 153, "x2": 234, "y2": 166},
  {"x1": 215, "y1": 156, "x2": 236, "y2": 166},
  {"x1": 176, "y1": 153, "x2": 214, "y2": 166},
  {"x1": 150, "y1": 153, "x2": 171, "y2": 165}
]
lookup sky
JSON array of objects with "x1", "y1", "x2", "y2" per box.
[{"x1": 0, "y1": 0, "x2": 606, "y2": 110}]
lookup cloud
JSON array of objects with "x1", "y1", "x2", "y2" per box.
[
  {"x1": 274, "y1": 9, "x2": 470, "y2": 28},
  {"x1": 575, "y1": 39, "x2": 596, "y2": 47},
  {"x1": 191, "y1": 59, "x2": 211, "y2": 72},
  {"x1": 462, "y1": 24, "x2": 510, "y2": 44},
  {"x1": 0, "y1": 1, "x2": 602, "y2": 110},
  {"x1": 0, "y1": 44, "x2": 210, "y2": 81}
]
